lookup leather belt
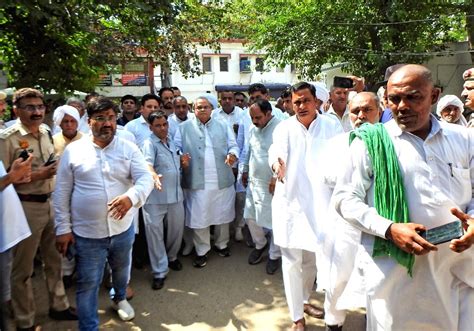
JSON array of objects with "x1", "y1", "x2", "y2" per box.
[{"x1": 18, "y1": 193, "x2": 51, "y2": 203}]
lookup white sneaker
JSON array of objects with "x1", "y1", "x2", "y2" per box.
[
  {"x1": 235, "y1": 227, "x2": 244, "y2": 242},
  {"x1": 112, "y1": 299, "x2": 135, "y2": 321}
]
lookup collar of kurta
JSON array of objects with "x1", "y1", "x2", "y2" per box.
[
  {"x1": 386, "y1": 114, "x2": 442, "y2": 140},
  {"x1": 90, "y1": 135, "x2": 117, "y2": 150},
  {"x1": 328, "y1": 105, "x2": 349, "y2": 119},
  {"x1": 139, "y1": 115, "x2": 148, "y2": 124},
  {"x1": 260, "y1": 116, "x2": 276, "y2": 131}
]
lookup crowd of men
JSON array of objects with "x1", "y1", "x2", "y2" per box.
[{"x1": 0, "y1": 64, "x2": 473, "y2": 331}]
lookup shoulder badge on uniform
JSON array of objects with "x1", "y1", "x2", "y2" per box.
[{"x1": 0, "y1": 124, "x2": 20, "y2": 140}]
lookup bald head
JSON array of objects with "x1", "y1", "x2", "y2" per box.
[
  {"x1": 386, "y1": 64, "x2": 439, "y2": 140},
  {"x1": 388, "y1": 64, "x2": 434, "y2": 88},
  {"x1": 349, "y1": 92, "x2": 381, "y2": 128}
]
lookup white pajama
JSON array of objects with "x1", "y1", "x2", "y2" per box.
[
  {"x1": 193, "y1": 224, "x2": 229, "y2": 256},
  {"x1": 247, "y1": 218, "x2": 281, "y2": 259},
  {"x1": 281, "y1": 247, "x2": 317, "y2": 322}
]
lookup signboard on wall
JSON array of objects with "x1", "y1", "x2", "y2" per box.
[{"x1": 98, "y1": 61, "x2": 148, "y2": 87}]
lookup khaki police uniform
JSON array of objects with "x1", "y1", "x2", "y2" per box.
[{"x1": 0, "y1": 122, "x2": 69, "y2": 328}]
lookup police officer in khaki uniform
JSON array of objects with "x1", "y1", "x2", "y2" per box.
[{"x1": 0, "y1": 88, "x2": 76, "y2": 330}]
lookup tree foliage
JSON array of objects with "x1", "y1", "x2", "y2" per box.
[
  {"x1": 0, "y1": 0, "x2": 227, "y2": 94},
  {"x1": 229, "y1": 0, "x2": 472, "y2": 87}
]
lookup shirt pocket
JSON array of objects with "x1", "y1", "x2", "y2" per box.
[
  {"x1": 156, "y1": 150, "x2": 173, "y2": 172},
  {"x1": 111, "y1": 159, "x2": 132, "y2": 180},
  {"x1": 449, "y1": 166, "x2": 471, "y2": 204}
]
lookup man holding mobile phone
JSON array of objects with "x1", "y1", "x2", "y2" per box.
[
  {"x1": 333, "y1": 65, "x2": 474, "y2": 330},
  {"x1": 327, "y1": 76, "x2": 365, "y2": 132},
  {"x1": 0, "y1": 88, "x2": 77, "y2": 330}
]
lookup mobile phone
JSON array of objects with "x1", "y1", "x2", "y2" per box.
[
  {"x1": 333, "y1": 76, "x2": 354, "y2": 89},
  {"x1": 44, "y1": 153, "x2": 56, "y2": 166},
  {"x1": 18, "y1": 149, "x2": 29, "y2": 161},
  {"x1": 419, "y1": 221, "x2": 463, "y2": 245},
  {"x1": 66, "y1": 243, "x2": 76, "y2": 261}
]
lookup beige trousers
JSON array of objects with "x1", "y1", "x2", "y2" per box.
[{"x1": 11, "y1": 200, "x2": 69, "y2": 328}]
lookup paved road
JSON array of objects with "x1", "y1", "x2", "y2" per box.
[{"x1": 9, "y1": 241, "x2": 365, "y2": 330}]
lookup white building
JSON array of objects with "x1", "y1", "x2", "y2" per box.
[
  {"x1": 164, "y1": 39, "x2": 300, "y2": 100},
  {"x1": 94, "y1": 40, "x2": 472, "y2": 102}
]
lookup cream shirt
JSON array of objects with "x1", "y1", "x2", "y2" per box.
[{"x1": 54, "y1": 136, "x2": 153, "y2": 238}]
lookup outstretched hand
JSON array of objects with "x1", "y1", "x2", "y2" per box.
[
  {"x1": 449, "y1": 208, "x2": 474, "y2": 253},
  {"x1": 272, "y1": 157, "x2": 286, "y2": 183}
]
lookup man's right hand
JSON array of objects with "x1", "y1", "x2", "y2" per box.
[
  {"x1": 32, "y1": 160, "x2": 58, "y2": 181},
  {"x1": 272, "y1": 157, "x2": 286, "y2": 183},
  {"x1": 56, "y1": 232, "x2": 74, "y2": 257},
  {"x1": 242, "y1": 172, "x2": 248, "y2": 188},
  {"x1": 9, "y1": 155, "x2": 33, "y2": 184},
  {"x1": 386, "y1": 223, "x2": 437, "y2": 255}
]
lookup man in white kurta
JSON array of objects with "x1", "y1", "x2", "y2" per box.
[
  {"x1": 321, "y1": 92, "x2": 382, "y2": 330},
  {"x1": 213, "y1": 91, "x2": 247, "y2": 241},
  {"x1": 242, "y1": 99, "x2": 281, "y2": 274},
  {"x1": 168, "y1": 96, "x2": 194, "y2": 139},
  {"x1": 174, "y1": 95, "x2": 239, "y2": 268},
  {"x1": 269, "y1": 82, "x2": 343, "y2": 330},
  {"x1": 333, "y1": 65, "x2": 474, "y2": 331}
]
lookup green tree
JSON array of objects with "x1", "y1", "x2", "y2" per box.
[
  {"x1": 0, "y1": 1, "x2": 226, "y2": 95},
  {"x1": 230, "y1": 0, "x2": 471, "y2": 87}
]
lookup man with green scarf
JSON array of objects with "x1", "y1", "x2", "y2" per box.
[{"x1": 334, "y1": 64, "x2": 474, "y2": 330}]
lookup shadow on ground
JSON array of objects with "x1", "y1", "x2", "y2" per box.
[{"x1": 8, "y1": 241, "x2": 366, "y2": 331}]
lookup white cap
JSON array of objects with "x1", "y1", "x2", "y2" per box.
[
  {"x1": 53, "y1": 105, "x2": 81, "y2": 127},
  {"x1": 436, "y1": 95, "x2": 464, "y2": 116}
]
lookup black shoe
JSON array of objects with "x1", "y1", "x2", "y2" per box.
[
  {"x1": 151, "y1": 277, "x2": 165, "y2": 290},
  {"x1": 193, "y1": 255, "x2": 208, "y2": 268},
  {"x1": 248, "y1": 243, "x2": 268, "y2": 265},
  {"x1": 168, "y1": 259, "x2": 183, "y2": 271},
  {"x1": 326, "y1": 324, "x2": 343, "y2": 331},
  {"x1": 48, "y1": 307, "x2": 78, "y2": 320},
  {"x1": 266, "y1": 257, "x2": 281, "y2": 274},
  {"x1": 213, "y1": 246, "x2": 231, "y2": 257}
]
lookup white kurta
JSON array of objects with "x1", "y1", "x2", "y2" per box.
[
  {"x1": 0, "y1": 162, "x2": 30, "y2": 253},
  {"x1": 333, "y1": 117, "x2": 474, "y2": 331},
  {"x1": 184, "y1": 128, "x2": 235, "y2": 229},
  {"x1": 269, "y1": 114, "x2": 343, "y2": 252},
  {"x1": 319, "y1": 132, "x2": 366, "y2": 325}
]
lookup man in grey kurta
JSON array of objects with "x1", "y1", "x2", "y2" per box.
[
  {"x1": 242, "y1": 99, "x2": 282, "y2": 275},
  {"x1": 142, "y1": 111, "x2": 184, "y2": 290},
  {"x1": 174, "y1": 95, "x2": 239, "y2": 268}
]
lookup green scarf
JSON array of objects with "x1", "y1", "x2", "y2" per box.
[{"x1": 349, "y1": 123, "x2": 414, "y2": 276}]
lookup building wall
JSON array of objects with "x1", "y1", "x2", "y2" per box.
[{"x1": 165, "y1": 41, "x2": 300, "y2": 101}]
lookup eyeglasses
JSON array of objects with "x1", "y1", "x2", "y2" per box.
[
  {"x1": 196, "y1": 106, "x2": 212, "y2": 111},
  {"x1": 91, "y1": 115, "x2": 116, "y2": 123},
  {"x1": 18, "y1": 104, "x2": 46, "y2": 112}
]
